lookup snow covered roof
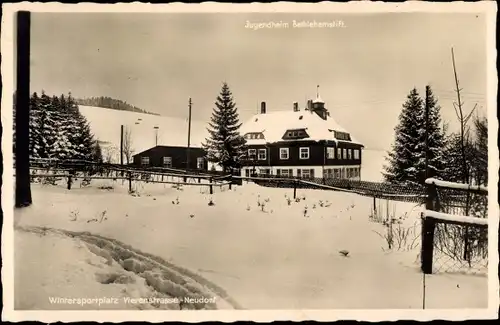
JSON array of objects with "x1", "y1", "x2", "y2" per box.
[
  {"x1": 312, "y1": 95, "x2": 324, "y2": 104},
  {"x1": 240, "y1": 109, "x2": 363, "y2": 146}
]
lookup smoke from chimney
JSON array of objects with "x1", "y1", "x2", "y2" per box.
[{"x1": 260, "y1": 101, "x2": 266, "y2": 114}]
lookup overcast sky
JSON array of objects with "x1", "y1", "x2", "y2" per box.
[{"x1": 30, "y1": 12, "x2": 488, "y2": 150}]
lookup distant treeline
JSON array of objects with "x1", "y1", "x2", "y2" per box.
[{"x1": 75, "y1": 96, "x2": 160, "y2": 116}]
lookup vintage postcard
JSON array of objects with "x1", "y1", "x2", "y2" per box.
[{"x1": 1, "y1": 1, "x2": 498, "y2": 322}]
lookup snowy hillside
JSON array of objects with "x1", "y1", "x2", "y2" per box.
[{"x1": 79, "y1": 106, "x2": 209, "y2": 162}]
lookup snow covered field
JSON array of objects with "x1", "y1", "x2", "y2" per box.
[{"x1": 13, "y1": 179, "x2": 488, "y2": 310}]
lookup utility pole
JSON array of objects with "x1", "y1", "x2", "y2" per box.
[
  {"x1": 154, "y1": 126, "x2": 159, "y2": 146},
  {"x1": 120, "y1": 125, "x2": 124, "y2": 167},
  {"x1": 187, "y1": 98, "x2": 192, "y2": 170}
]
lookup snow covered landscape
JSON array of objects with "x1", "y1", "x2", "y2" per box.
[
  {"x1": 14, "y1": 176, "x2": 488, "y2": 310},
  {"x1": 7, "y1": 5, "x2": 495, "y2": 320}
]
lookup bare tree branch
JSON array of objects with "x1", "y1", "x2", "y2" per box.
[{"x1": 123, "y1": 127, "x2": 134, "y2": 164}]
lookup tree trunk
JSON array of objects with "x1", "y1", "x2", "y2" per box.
[{"x1": 15, "y1": 11, "x2": 33, "y2": 208}]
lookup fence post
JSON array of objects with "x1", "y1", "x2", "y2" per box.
[
  {"x1": 210, "y1": 177, "x2": 213, "y2": 195},
  {"x1": 128, "y1": 171, "x2": 132, "y2": 192},
  {"x1": 421, "y1": 182, "x2": 437, "y2": 274},
  {"x1": 67, "y1": 172, "x2": 72, "y2": 190},
  {"x1": 421, "y1": 217, "x2": 436, "y2": 274},
  {"x1": 293, "y1": 179, "x2": 297, "y2": 199}
]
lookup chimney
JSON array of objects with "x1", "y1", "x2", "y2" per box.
[
  {"x1": 260, "y1": 101, "x2": 266, "y2": 114},
  {"x1": 307, "y1": 99, "x2": 313, "y2": 112},
  {"x1": 293, "y1": 102, "x2": 299, "y2": 112}
]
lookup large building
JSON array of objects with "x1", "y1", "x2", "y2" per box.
[
  {"x1": 132, "y1": 145, "x2": 208, "y2": 171},
  {"x1": 239, "y1": 91, "x2": 364, "y2": 180}
]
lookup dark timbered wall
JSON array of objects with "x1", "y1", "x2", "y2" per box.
[
  {"x1": 132, "y1": 146, "x2": 207, "y2": 170},
  {"x1": 243, "y1": 140, "x2": 363, "y2": 167}
]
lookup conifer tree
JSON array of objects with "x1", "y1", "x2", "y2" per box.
[
  {"x1": 202, "y1": 82, "x2": 246, "y2": 173},
  {"x1": 472, "y1": 116, "x2": 488, "y2": 185},
  {"x1": 383, "y1": 88, "x2": 424, "y2": 184},
  {"x1": 414, "y1": 85, "x2": 446, "y2": 181}
]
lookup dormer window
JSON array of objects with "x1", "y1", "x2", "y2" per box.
[
  {"x1": 245, "y1": 132, "x2": 265, "y2": 140},
  {"x1": 282, "y1": 128, "x2": 309, "y2": 140},
  {"x1": 333, "y1": 131, "x2": 351, "y2": 141}
]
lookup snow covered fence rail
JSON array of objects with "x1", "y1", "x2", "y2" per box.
[
  {"x1": 421, "y1": 178, "x2": 488, "y2": 275},
  {"x1": 25, "y1": 166, "x2": 232, "y2": 194},
  {"x1": 237, "y1": 175, "x2": 427, "y2": 203}
]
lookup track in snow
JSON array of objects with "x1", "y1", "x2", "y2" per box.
[{"x1": 17, "y1": 226, "x2": 243, "y2": 310}]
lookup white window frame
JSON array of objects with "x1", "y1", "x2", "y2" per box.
[
  {"x1": 354, "y1": 149, "x2": 360, "y2": 160},
  {"x1": 280, "y1": 169, "x2": 290, "y2": 177},
  {"x1": 279, "y1": 148, "x2": 289, "y2": 160},
  {"x1": 248, "y1": 149, "x2": 257, "y2": 159},
  {"x1": 141, "y1": 156, "x2": 150, "y2": 166},
  {"x1": 326, "y1": 147, "x2": 335, "y2": 159},
  {"x1": 343, "y1": 149, "x2": 347, "y2": 160},
  {"x1": 348, "y1": 149, "x2": 352, "y2": 160},
  {"x1": 259, "y1": 168, "x2": 270, "y2": 176},
  {"x1": 301, "y1": 169, "x2": 311, "y2": 178},
  {"x1": 299, "y1": 147, "x2": 310, "y2": 160},
  {"x1": 258, "y1": 148, "x2": 267, "y2": 161},
  {"x1": 196, "y1": 157, "x2": 204, "y2": 169},
  {"x1": 162, "y1": 156, "x2": 172, "y2": 167},
  {"x1": 337, "y1": 148, "x2": 342, "y2": 159}
]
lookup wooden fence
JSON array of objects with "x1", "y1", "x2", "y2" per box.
[{"x1": 420, "y1": 178, "x2": 488, "y2": 274}]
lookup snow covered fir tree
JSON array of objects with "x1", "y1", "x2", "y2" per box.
[
  {"x1": 383, "y1": 86, "x2": 445, "y2": 185},
  {"x1": 202, "y1": 82, "x2": 246, "y2": 173},
  {"x1": 27, "y1": 91, "x2": 102, "y2": 162},
  {"x1": 384, "y1": 85, "x2": 488, "y2": 187}
]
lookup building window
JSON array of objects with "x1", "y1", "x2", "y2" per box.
[
  {"x1": 324, "y1": 168, "x2": 334, "y2": 178},
  {"x1": 299, "y1": 147, "x2": 310, "y2": 160},
  {"x1": 258, "y1": 148, "x2": 267, "y2": 160},
  {"x1": 337, "y1": 148, "x2": 342, "y2": 159},
  {"x1": 279, "y1": 148, "x2": 289, "y2": 160},
  {"x1": 348, "y1": 149, "x2": 352, "y2": 160},
  {"x1": 326, "y1": 147, "x2": 335, "y2": 159},
  {"x1": 278, "y1": 169, "x2": 293, "y2": 177},
  {"x1": 248, "y1": 149, "x2": 256, "y2": 160},
  {"x1": 343, "y1": 149, "x2": 347, "y2": 160},
  {"x1": 283, "y1": 129, "x2": 309, "y2": 140},
  {"x1": 196, "y1": 157, "x2": 204, "y2": 169},
  {"x1": 354, "y1": 149, "x2": 360, "y2": 160},
  {"x1": 298, "y1": 168, "x2": 314, "y2": 179},
  {"x1": 259, "y1": 168, "x2": 270, "y2": 176},
  {"x1": 141, "y1": 157, "x2": 150, "y2": 166},
  {"x1": 162, "y1": 156, "x2": 172, "y2": 167},
  {"x1": 334, "y1": 168, "x2": 340, "y2": 179}
]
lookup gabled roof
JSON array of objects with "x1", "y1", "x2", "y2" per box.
[
  {"x1": 133, "y1": 145, "x2": 205, "y2": 157},
  {"x1": 240, "y1": 109, "x2": 363, "y2": 146}
]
